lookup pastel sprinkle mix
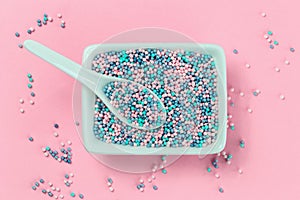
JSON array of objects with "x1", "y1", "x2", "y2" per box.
[
  {"x1": 233, "y1": 49, "x2": 238, "y2": 54},
  {"x1": 92, "y1": 48, "x2": 219, "y2": 148},
  {"x1": 153, "y1": 185, "x2": 158, "y2": 190},
  {"x1": 15, "y1": 32, "x2": 20, "y2": 37},
  {"x1": 79, "y1": 194, "x2": 84, "y2": 199},
  {"x1": 267, "y1": 31, "x2": 273, "y2": 35},
  {"x1": 290, "y1": 47, "x2": 295, "y2": 52},
  {"x1": 161, "y1": 168, "x2": 167, "y2": 174}
]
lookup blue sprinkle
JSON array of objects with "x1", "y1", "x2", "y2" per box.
[
  {"x1": 37, "y1": 23, "x2": 42, "y2": 27},
  {"x1": 48, "y1": 192, "x2": 53, "y2": 197},
  {"x1": 27, "y1": 29, "x2": 32, "y2": 34},
  {"x1": 107, "y1": 178, "x2": 113, "y2": 184},
  {"x1": 32, "y1": 186, "x2": 37, "y2": 190},
  {"x1": 219, "y1": 187, "x2": 224, "y2": 193},
  {"x1": 28, "y1": 137, "x2": 34, "y2": 142},
  {"x1": 270, "y1": 44, "x2": 274, "y2": 49},
  {"x1": 35, "y1": 182, "x2": 40, "y2": 187},
  {"x1": 18, "y1": 44, "x2": 23, "y2": 48},
  {"x1": 15, "y1": 32, "x2": 20, "y2": 37},
  {"x1": 37, "y1": 19, "x2": 41, "y2": 23},
  {"x1": 31, "y1": 92, "x2": 35, "y2": 97},
  {"x1": 79, "y1": 194, "x2": 84, "y2": 199},
  {"x1": 290, "y1": 47, "x2": 295, "y2": 52},
  {"x1": 54, "y1": 123, "x2": 59, "y2": 128},
  {"x1": 42, "y1": 189, "x2": 47, "y2": 194},
  {"x1": 42, "y1": 21, "x2": 47, "y2": 25},
  {"x1": 153, "y1": 185, "x2": 158, "y2": 190},
  {"x1": 233, "y1": 49, "x2": 238, "y2": 54},
  {"x1": 61, "y1": 23, "x2": 65, "y2": 28},
  {"x1": 65, "y1": 174, "x2": 69, "y2": 179},
  {"x1": 39, "y1": 179, "x2": 44, "y2": 183}
]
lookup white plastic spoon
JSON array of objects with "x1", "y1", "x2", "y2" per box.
[{"x1": 24, "y1": 40, "x2": 166, "y2": 130}]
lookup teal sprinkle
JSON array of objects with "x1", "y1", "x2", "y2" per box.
[
  {"x1": 70, "y1": 192, "x2": 76, "y2": 197},
  {"x1": 207, "y1": 167, "x2": 212, "y2": 172},
  {"x1": 161, "y1": 169, "x2": 167, "y2": 174},
  {"x1": 267, "y1": 31, "x2": 273, "y2": 35}
]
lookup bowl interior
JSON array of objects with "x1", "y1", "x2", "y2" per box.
[{"x1": 80, "y1": 43, "x2": 227, "y2": 155}]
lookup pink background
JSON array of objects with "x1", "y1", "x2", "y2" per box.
[{"x1": 1, "y1": 0, "x2": 300, "y2": 199}]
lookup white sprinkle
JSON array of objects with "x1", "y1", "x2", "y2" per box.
[
  {"x1": 226, "y1": 160, "x2": 231, "y2": 165},
  {"x1": 224, "y1": 155, "x2": 228, "y2": 159},
  {"x1": 64, "y1": 180, "x2": 67, "y2": 183},
  {"x1": 68, "y1": 180, "x2": 73, "y2": 184},
  {"x1": 29, "y1": 27, "x2": 35, "y2": 32},
  {"x1": 238, "y1": 169, "x2": 243, "y2": 174},
  {"x1": 48, "y1": 17, "x2": 53, "y2": 22},
  {"x1": 227, "y1": 96, "x2": 231, "y2": 101},
  {"x1": 30, "y1": 100, "x2": 34, "y2": 105},
  {"x1": 67, "y1": 140, "x2": 72, "y2": 145},
  {"x1": 285, "y1": 60, "x2": 290, "y2": 65},
  {"x1": 44, "y1": 152, "x2": 49, "y2": 157},
  {"x1": 107, "y1": 182, "x2": 112, "y2": 186},
  {"x1": 70, "y1": 173, "x2": 74, "y2": 177},
  {"x1": 147, "y1": 178, "x2": 152, "y2": 183},
  {"x1": 42, "y1": 147, "x2": 46, "y2": 152},
  {"x1": 239, "y1": 92, "x2": 245, "y2": 97},
  {"x1": 275, "y1": 67, "x2": 280, "y2": 72},
  {"x1": 139, "y1": 179, "x2": 144, "y2": 183},
  {"x1": 261, "y1": 12, "x2": 266, "y2": 17},
  {"x1": 222, "y1": 151, "x2": 226, "y2": 156},
  {"x1": 230, "y1": 87, "x2": 235, "y2": 92},
  {"x1": 256, "y1": 89, "x2": 261, "y2": 94},
  {"x1": 151, "y1": 175, "x2": 156, "y2": 180},
  {"x1": 217, "y1": 152, "x2": 221, "y2": 156},
  {"x1": 20, "y1": 108, "x2": 25, "y2": 113},
  {"x1": 247, "y1": 108, "x2": 253, "y2": 113},
  {"x1": 54, "y1": 195, "x2": 58, "y2": 199},
  {"x1": 228, "y1": 115, "x2": 233, "y2": 119},
  {"x1": 267, "y1": 38, "x2": 272, "y2": 43},
  {"x1": 48, "y1": 182, "x2": 53, "y2": 187},
  {"x1": 19, "y1": 99, "x2": 24, "y2": 104},
  {"x1": 57, "y1": 13, "x2": 62, "y2": 18},
  {"x1": 61, "y1": 20, "x2": 65, "y2": 24},
  {"x1": 51, "y1": 186, "x2": 56, "y2": 191},
  {"x1": 245, "y1": 63, "x2": 251, "y2": 68},
  {"x1": 53, "y1": 132, "x2": 59, "y2": 137},
  {"x1": 60, "y1": 142, "x2": 65, "y2": 147},
  {"x1": 56, "y1": 187, "x2": 60, "y2": 192},
  {"x1": 109, "y1": 187, "x2": 114, "y2": 192},
  {"x1": 280, "y1": 94, "x2": 285, "y2": 100},
  {"x1": 139, "y1": 188, "x2": 144, "y2": 192},
  {"x1": 58, "y1": 158, "x2": 62, "y2": 162},
  {"x1": 215, "y1": 173, "x2": 220, "y2": 178},
  {"x1": 264, "y1": 34, "x2": 269, "y2": 39},
  {"x1": 59, "y1": 194, "x2": 64, "y2": 199}
]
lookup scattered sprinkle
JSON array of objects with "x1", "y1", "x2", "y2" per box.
[
  {"x1": 31, "y1": 92, "x2": 35, "y2": 97},
  {"x1": 238, "y1": 169, "x2": 243, "y2": 174},
  {"x1": 275, "y1": 67, "x2": 280, "y2": 72},
  {"x1": 28, "y1": 83, "x2": 32, "y2": 89},
  {"x1": 219, "y1": 187, "x2": 224, "y2": 193},
  {"x1": 239, "y1": 92, "x2": 244, "y2": 97},
  {"x1": 274, "y1": 40, "x2": 279, "y2": 45},
  {"x1": 269, "y1": 44, "x2": 274, "y2": 49},
  {"x1": 280, "y1": 94, "x2": 285, "y2": 100},
  {"x1": 15, "y1": 32, "x2": 20, "y2": 37},
  {"x1": 247, "y1": 108, "x2": 253, "y2": 113},
  {"x1": 233, "y1": 49, "x2": 239, "y2": 54},
  {"x1": 161, "y1": 168, "x2": 167, "y2": 174},
  {"x1": 153, "y1": 185, "x2": 158, "y2": 190},
  {"x1": 207, "y1": 167, "x2": 212, "y2": 172},
  {"x1": 290, "y1": 47, "x2": 295, "y2": 52},
  {"x1": 267, "y1": 31, "x2": 273, "y2": 35},
  {"x1": 240, "y1": 140, "x2": 245, "y2": 148},
  {"x1": 70, "y1": 192, "x2": 75, "y2": 197},
  {"x1": 245, "y1": 63, "x2": 251, "y2": 68},
  {"x1": 79, "y1": 194, "x2": 84, "y2": 199},
  {"x1": 19, "y1": 98, "x2": 24, "y2": 104},
  {"x1": 30, "y1": 100, "x2": 35, "y2": 105},
  {"x1": 284, "y1": 60, "x2": 290, "y2": 65},
  {"x1": 54, "y1": 123, "x2": 59, "y2": 129},
  {"x1": 261, "y1": 12, "x2": 266, "y2": 17},
  {"x1": 18, "y1": 44, "x2": 23, "y2": 48},
  {"x1": 20, "y1": 108, "x2": 25, "y2": 113}
]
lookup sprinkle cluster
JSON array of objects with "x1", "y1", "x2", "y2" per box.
[
  {"x1": 103, "y1": 81, "x2": 166, "y2": 129},
  {"x1": 92, "y1": 48, "x2": 219, "y2": 148}
]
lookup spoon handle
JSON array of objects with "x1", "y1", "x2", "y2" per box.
[{"x1": 24, "y1": 40, "x2": 99, "y2": 91}]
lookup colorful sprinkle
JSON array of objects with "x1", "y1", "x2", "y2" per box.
[
  {"x1": 219, "y1": 187, "x2": 224, "y2": 193},
  {"x1": 70, "y1": 192, "x2": 75, "y2": 197},
  {"x1": 267, "y1": 31, "x2": 273, "y2": 35},
  {"x1": 233, "y1": 49, "x2": 239, "y2": 54},
  {"x1": 15, "y1": 32, "x2": 20, "y2": 37},
  {"x1": 153, "y1": 185, "x2": 158, "y2": 190},
  {"x1": 290, "y1": 47, "x2": 295, "y2": 52}
]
